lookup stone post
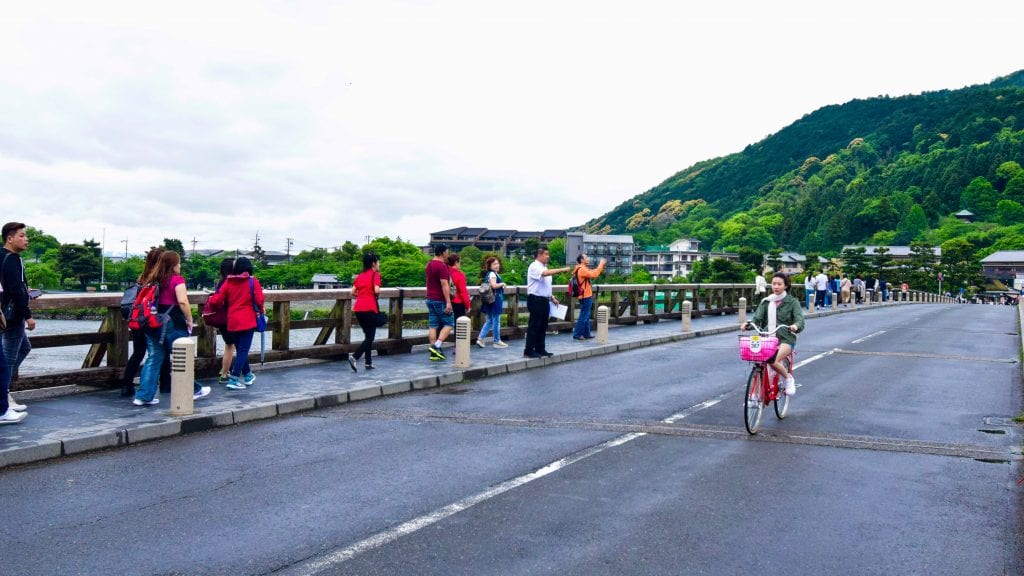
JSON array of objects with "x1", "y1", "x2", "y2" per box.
[
  {"x1": 738, "y1": 297, "x2": 747, "y2": 326},
  {"x1": 681, "y1": 300, "x2": 692, "y2": 332},
  {"x1": 168, "y1": 337, "x2": 195, "y2": 417},
  {"x1": 596, "y1": 305, "x2": 609, "y2": 344},
  {"x1": 454, "y1": 316, "x2": 471, "y2": 368}
]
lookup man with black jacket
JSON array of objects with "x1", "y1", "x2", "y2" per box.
[{"x1": 1, "y1": 222, "x2": 33, "y2": 420}]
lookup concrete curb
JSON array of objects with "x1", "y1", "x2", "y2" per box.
[{"x1": 0, "y1": 301, "x2": 927, "y2": 470}]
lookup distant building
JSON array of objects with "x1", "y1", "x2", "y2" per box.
[
  {"x1": 954, "y1": 209, "x2": 975, "y2": 223},
  {"x1": 840, "y1": 245, "x2": 942, "y2": 265},
  {"x1": 634, "y1": 239, "x2": 738, "y2": 279},
  {"x1": 981, "y1": 251, "x2": 1024, "y2": 283},
  {"x1": 428, "y1": 227, "x2": 566, "y2": 256},
  {"x1": 311, "y1": 273, "x2": 348, "y2": 289},
  {"x1": 184, "y1": 248, "x2": 291, "y2": 266},
  {"x1": 565, "y1": 232, "x2": 635, "y2": 275}
]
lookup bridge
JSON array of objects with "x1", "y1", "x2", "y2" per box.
[{"x1": 5, "y1": 291, "x2": 1015, "y2": 575}]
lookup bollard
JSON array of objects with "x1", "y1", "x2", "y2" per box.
[
  {"x1": 809, "y1": 299, "x2": 815, "y2": 313},
  {"x1": 596, "y1": 305, "x2": 609, "y2": 344},
  {"x1": 454, "y1": 316, "x2": 471, "y2": 368},
  {"x1": 681, "y1": 301, "x2": 692, "y2": 332},
  {"x1": 738, "y1": 297, "x2": 747, "y2": 326},
  {"x1": 832, "y1": 293, "x2": 838, "y2": 310},
  {"x1": 168, "y1": 337, "x2": 195, "y2": 417}
]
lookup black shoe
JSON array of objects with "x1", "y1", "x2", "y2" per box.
[
  {"x1": 347, "y1": 355, "x2": 358, "y2": 372},
  {"x1": 582, "y1": 335, "x2": 595, "y2": 340},
  {"x1": 365, "y1": 364, "x2": 375, "y2": 370},
  {"x1": 540, "y1": 351, "x2": 554, "y2": 357},
  {"x1": 572, "y1": 337, "x2": 585, "y2": 340},
  {"x1": 525, "y1": 353, "x2": 543, "y2": 359}
]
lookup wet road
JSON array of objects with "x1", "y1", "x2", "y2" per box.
[{"x1": 1, "y1": 304, "x2": 1020, "y2": 575}]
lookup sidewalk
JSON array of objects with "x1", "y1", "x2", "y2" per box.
[{"x1": 0, "y1": 304, "x2": 890, "y2": 469}]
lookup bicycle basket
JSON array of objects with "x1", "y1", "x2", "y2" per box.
[{"x1": 739, "y1": 335, "x2": 779, "y2": 362}]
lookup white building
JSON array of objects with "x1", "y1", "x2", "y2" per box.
[{"x1": 634, "y1": 239, "x2": 738, "y2": 280}]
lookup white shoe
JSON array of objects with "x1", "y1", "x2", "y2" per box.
[
  {"x1": 784, "y1": 377, "x2": 796, "y2": 396},
  {"x1": 475, "y1": 339, "x2": 486, "y2": 348},
  {"x1": 193, "y1": 386, "x2": 212, "y2": 400},
  {"x1": 132, "y1": 398, "x2": 159, "y2": 406},
  {"x1": 8, "y1": 394, "x2": 26, "y2": 412},
  {"x1": 493, "y1": 341, "x2": 508, "y2": 348},
  {"x1": 0, "y1": 408, "x2": 26, "y2": 424}
]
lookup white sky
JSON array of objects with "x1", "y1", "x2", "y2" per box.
[{"x1": 1, "y1": 1, "x2": 1021, "y2": 255}]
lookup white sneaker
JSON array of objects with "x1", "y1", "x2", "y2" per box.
[
  {"x1": 8, "y1": 394, "x2": 26, "y2": 412},
  {"x1": 784, "y1": 377, "x2": 796, "y2": 396},
  {"x1": 132, "y1": 398, "x2": 159, "y2": 406},
  {"x1": 193, "y1": 386, "x2": 212, "y2": 400},
  {"x1": 475, "y1": 339, "x2": 486, "y2": 348},
  {"x1": 493, "y1": 341, "x2": 508, "y2": 348},
  {"x1": 0, "y1": 408, "x2": 26, "y2": 424}
]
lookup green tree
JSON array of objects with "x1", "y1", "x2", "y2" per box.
[
  {"x1": 737, "y1": 247, "x2": 764, "y2": 271},
  {"x1": 765, "y1": 249, "x2": 782, "y2": 273},
  {"x1": 896, "y1": 204, "x2": 929, "y2": 243},
  {"x1": 458, "y1": 246, "x2": 484, "y2": 276},
  {"x1": 24, "y1": 227, "x2": 60, "y2": 262},
  {"x1": 904, "y1": 242, "x2": 939, "y2": 291},
  {"x1": 840, "y1": 246, "x2": 870, "y2": 279},
  {"x1": 627, "y1": 264, "x2": 653, "y2": 283},
  {"x1": 995, "y1": 200, "x2": 1024, "y2": 226},
  {"x1": 57, "y1": 243, "x2": 101, "y2": 290},
  {"x1": 339, "y1": 241, "x2": 361, "y2": 263},
  {"x1": 940, "y1": 238, "x2": 981, "y2": 291},
  {"x1": 522, "y1": 237, "x2": 540, "y2": 259},
  {"x1": 706, "y1": 258, "x2": 747, "y2": 282},
  {"x1": 24, "y1": 262, "x2": 60, "y2": 289},
  {"x1": 871, "y1": 246, "x2": 894, "y2": 276},
  {"x1": 545, "y1": 238, "x2": 566, "y2": 267},
  {"x1": 1005, "y1": 172, "x2": 1024, "y2": 204},
  {"x1": 163, "y1": 238, "x2": 186, "y2": 257},
  {"x1": 960, "y1": 177, "x2": 999, "y2": 220}
]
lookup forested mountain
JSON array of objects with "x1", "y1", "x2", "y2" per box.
[{"x1": 586, "y1": 71, "x2": 1024, "y2": 258}]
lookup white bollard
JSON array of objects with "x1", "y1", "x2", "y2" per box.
[
  {"x1": 168, "y1": 337, "x2": 195, "y2": 417},
  {"x1": 738, "y1": 297, "x2": 747, "y2": 326},
  {"x1": 454, "y1": 316, "x2": 471, "y2": 368},
  {"x1": 681, "y1": 301, "x2": 692, "y2": 332},
  {"x1": 809, "y1": 298, "x2": 815, "y2": 313},
  {"x1": 596, "y1": 305, "x2": 609, "y2": 344},
  {"x1": 832, "y1": 293, "x2": 838, "y2": 310}
]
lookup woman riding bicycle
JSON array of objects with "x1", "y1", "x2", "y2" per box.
[{"x1": 744, "y1": 272, "x2": 805, "y2": 396}]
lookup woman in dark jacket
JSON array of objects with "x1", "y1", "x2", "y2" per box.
[
  {"x1": 745, "y1": 272, "x2": 805, "y2": 396},
  {"x1": 205, "y1": 257, "x2": 265, "y2": 390}
]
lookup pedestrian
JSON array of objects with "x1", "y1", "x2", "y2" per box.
[
  {"x1": 744, "y1": 272, "x2": 804, "y2": 396},
  {"x1": 0, "y1": 339, "x2": 16, "y2": 424},
  {"x1": 120, "y1": 247, "x2": 170, "y2": 396},
  {"x1": 1, "y1": 222, "x2": 35, "y2": 417},
  {"x1": 349, "y1": 251, "x2": 381, "y2": 371},
  {"x1": 446, "y1": 253, "x2": 470, "y2": 320},
  {"x1": 571, "y1": 253, "x2": 606, "y2": 340},
  {"x1": 840, "y1": 273, "x2": 851, "y2": 306},
  {"x1": 879, "y1": 277, "x2": 889, "y2": 302},
  {"x1": 814, "y1": 268, "x2": 829, "y2": 309},
  {"x1": 524, "y1": 247, "x2": 570, "y2": 358},
  {"x1": 900, "y1": 281, "x2": 909, "y2": 302},
  {"x1": 803, "y1": 273, "x2": 814, "y2": 309},
  {"x1": 754, "y1": 270, "x2": 767, "y2": 296},
  {"x1": 424, "y1": 243, "x2": 454, "y2": 361},
  {"x1": 854, "y1": 275, "x2": 865, "y2": 304},
  {"x1": 205, "y1": 256, "x2": 264, "y2": 390},
  {"x1": 865, "y1": 276, "x2": 876, "y2": 302},
  {"x1": 133, "y1": 251, "x2": 212, "y2": 405},
  {"x1": 214, "y1": 257, "x2": 236, "y2": 386},
  {"x1": 476, "y1": 256, "x2": 507, "y2": 348}
]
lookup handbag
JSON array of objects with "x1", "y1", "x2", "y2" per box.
[
  {"x1": 202, "y1": 284, "x2": 229, "y2": 329},
  {"x1": 373, "y1": 272, "x2": 387, "y2": 327},
  {"x1": 249, "y1": 277, "x2": 267, "y2": 332}
]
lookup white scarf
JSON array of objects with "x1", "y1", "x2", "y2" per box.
[{"x1": 762, "y1": 292, "x2": 786, "y2": 333}]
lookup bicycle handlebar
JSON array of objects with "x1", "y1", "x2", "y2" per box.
[{"x1": 742, "y1": 322, "x2": 792, "y2": 335}]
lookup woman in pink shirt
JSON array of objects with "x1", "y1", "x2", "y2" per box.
[{"x1": 349, "y1": 252, "x2": 381, "y2": 371}]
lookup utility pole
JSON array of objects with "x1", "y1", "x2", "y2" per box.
[
  {"x1": 121, "y1": 238, "x2": 128, "y2": 259},
  {"x1": 191, "y1": 237, "x2": 199, "y2": 258},
  {"x1": 286, "y1": 237, "x2": 294, "y2": 262},
  {"x1": 365, "y1": 235, "x2": 371, "y2": 244},
  {"x1": 100, "y1": 228, "x2": 106, "y2": 286}
]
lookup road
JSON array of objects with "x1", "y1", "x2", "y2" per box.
[{"x1": 1, "y1": 304, "x2": 1021, "y2": 575}]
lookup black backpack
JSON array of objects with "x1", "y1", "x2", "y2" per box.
[{"x1": 568, "y1": 269, "x2": 581, "y2": 298}]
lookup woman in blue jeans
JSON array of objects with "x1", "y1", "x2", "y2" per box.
[
  {"x1": 477, "y1": 256, "x2": 508, "y2": 348},
  {"x1": 205, "y1": 257, "x2": 265, "y2": 390},
  {"x1": 134, "y1": 251, "x2": 211, "y2": 405}
]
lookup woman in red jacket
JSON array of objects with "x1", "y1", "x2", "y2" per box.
[
  {"x1": 349, "y1": 251, "x2": 381, "y2": 371},
  {"x1": 446, "y1": 253, "x2": 470, "y2": 319},
  {"x1": 205, "y1": 257, "x2": 265, "y2": 390}
]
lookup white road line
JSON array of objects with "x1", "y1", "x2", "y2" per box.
[
  {"x1": 284, "y1": 433, "x2": 646, "y2": 575},
  {"x1": 851, "y1": 330, "x2": 886, "y2": 344}
]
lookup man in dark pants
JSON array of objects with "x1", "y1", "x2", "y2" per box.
[
  {"x1": 524, "y1": 247, "x2": 570, "y2": 358},
  {"x1": 1, "y1": 222, "x2": 33, "y2": 419}
]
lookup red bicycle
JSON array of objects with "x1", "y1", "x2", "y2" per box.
[{"x1": 739, "y1": 323, "x2": 794, "y2": 434}]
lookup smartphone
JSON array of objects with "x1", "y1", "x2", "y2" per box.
[{"x1": 28, "y1": 289, "x2": 42, "y2": 299}]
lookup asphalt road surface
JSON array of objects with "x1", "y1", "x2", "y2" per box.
[{"x1": 1, "y1": 304, "x2": 1021, "y2": 575}]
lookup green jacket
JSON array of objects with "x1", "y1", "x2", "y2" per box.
[{"x1": 750, "y1": 293, "x2": 805, "y2": 346}]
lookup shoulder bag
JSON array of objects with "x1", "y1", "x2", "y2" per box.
[
  {"x1": 250, "y1": 277, "x2": 267, "y2": 332},
  {"x1": 374, "y1": 272, "x2": 388, "y2": 327}
]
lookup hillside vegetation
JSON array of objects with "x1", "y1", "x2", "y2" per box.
[{"x1": 586, "y1": 71, "x2": 1024, "y2": 266}]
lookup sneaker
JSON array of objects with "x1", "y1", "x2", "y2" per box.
[
  {"x1": 429, "y1": 346, "x2": 447, "y2": 361},
  {"x1": 364, "y1": 364, "x2": 375, "y2": 370},
  {"x1": 133, "y1": 398, "x2": 159, "y2": 406},
  {"x1": 746, "y1": 396, "x2": 759, "y2": 408},
  {"x1": 243, "y1": 373, "x2": 256, "y2": 386},
  {"x1": 347, "y1": 355, "x2": 358, "y2": 372},
  {"x1": 225, "y1": 377, "x2": 246, "y2": 390},
  {"x1": 0, "y1": 408, "x2": 26, "y2": 424},
  {"x1": 784, "y1": 377, "x2": 796, "y2": 396},
  {"x1": 193, "y1": 386, "x2": 212, "y2": 400},
  {"x1": 8, "y1": 394, "x2": 26, "y2": 412},
  {"x1": 493, "y1": 341, "x2": 508, "y2": 348},
  {"x1": 217, "y1": 375, "x2": 229, "y2": 385},
  {"x1": 476, "y1": 339, "x2": 486, "y2": 348}
]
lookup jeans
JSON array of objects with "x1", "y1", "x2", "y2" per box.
[
  {"x1": 229, "y1": 329, "x2": 255, "y2": 378},
  {"x1": 354, "y1": 311, "x2": 377, "y2": 363},
  {"x1": 123, "y1": 329, "x2": 170, "y2": 392},
  {"x1": 136, "y1": 325, "x2": 199, "y2": 402},
  {"x1": 426, "y1": 299, "x2": 454, "y2": 329},
  {"x1": 479, "y1": 311, "x2": 502, "y2": 343},
  {"x1": 2, "y1": 321, "x2": 31, "y2": 380},
  {"x1": 524, "y1": 295, "x2": 549, "y2": 355},
  {"x1": 815, "y1": 290, "x2": 826, "y2": 308},
  {"x1": 0, "y1": 342, "x2": 9, "y2": 414},
  {"x1": 573, "y1": 297, "x2": 593, "y2": 338}
]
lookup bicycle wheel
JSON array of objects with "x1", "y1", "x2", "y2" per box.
[
  {"x1": 744, "y1": 364, "x2": 764, "y2": 434},
  {"x1": 774, "y1": 357, "x2": 791, "y2": 419}
]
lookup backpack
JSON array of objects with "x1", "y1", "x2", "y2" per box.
[
  {"x1": 568, "y1": 268, "x2": 581, "y2": 298},
  {"x1": 120, "y1": 283, "x2": 140, "y2": 320},
  {"x1": 127, "y1": 283, "x2": 165, "y2": 332},
  {"x1": 479, "y1": 278, "x2": 495, "y2": 305}
]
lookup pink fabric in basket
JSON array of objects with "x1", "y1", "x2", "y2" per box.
[{"x1": 739, "y1": 336, "x2": 779, "y2": 362}]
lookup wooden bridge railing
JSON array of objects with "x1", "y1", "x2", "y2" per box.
[{"x1": 17, "y1": 282, "x2": 815, "y2": 391}]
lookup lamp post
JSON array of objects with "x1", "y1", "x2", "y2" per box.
[{"x1": 121, "y1": 239, "x2": 128, "y2": 259}]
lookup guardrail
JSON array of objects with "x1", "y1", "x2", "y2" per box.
[{"x1": 14, "y1": 283, "x2": 948, "y2": 391}]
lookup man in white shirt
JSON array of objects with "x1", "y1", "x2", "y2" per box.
[
  {"x1": 814, "y1": 269, "x2": 829, "y2": 309},
  {"x1": 524, "y1": 247, "x2": 570, "y2": 358}
]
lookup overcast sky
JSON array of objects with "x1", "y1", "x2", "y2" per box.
[{"x1": 2, "y1": 1, "x2": 1021, "y2": 256}]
